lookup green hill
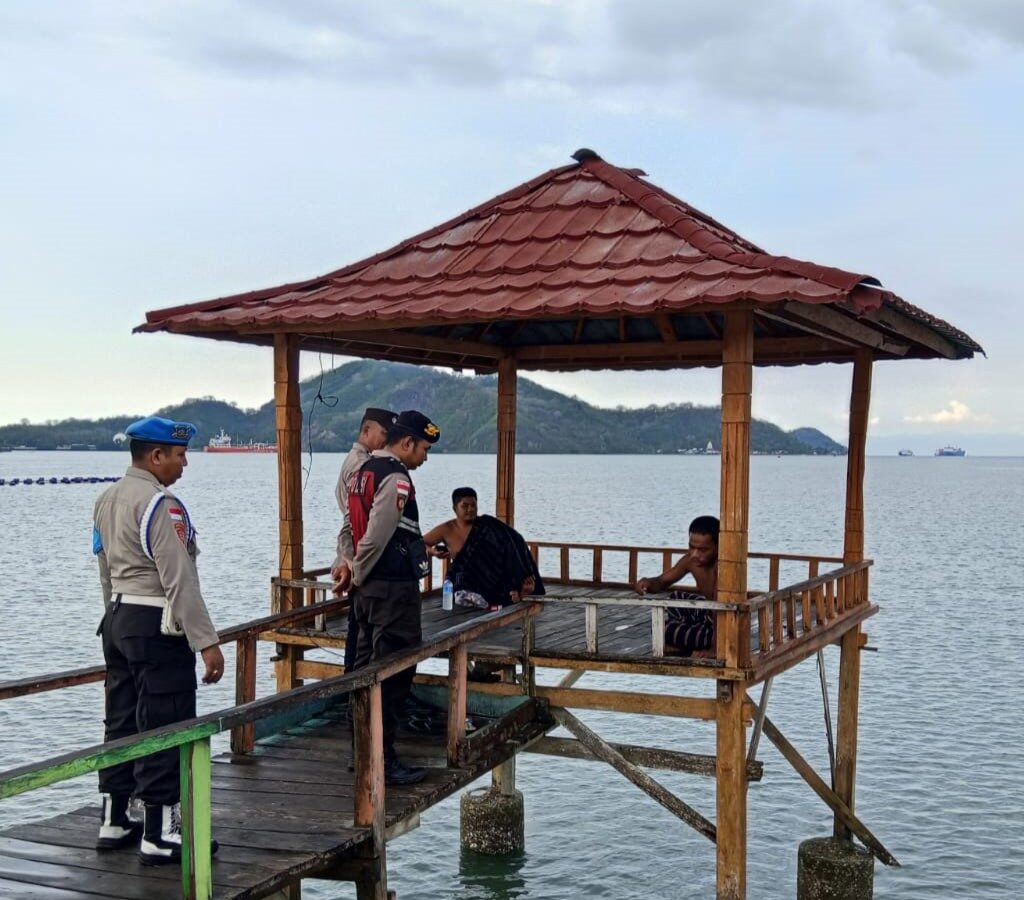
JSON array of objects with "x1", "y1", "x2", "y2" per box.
[{"x1": 0, "y1": 360, "x2": 845, "y2": 455}]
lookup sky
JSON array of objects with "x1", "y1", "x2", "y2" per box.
[{"x1": 2, "y1": 1, "x2": 1022, "y2": 453}]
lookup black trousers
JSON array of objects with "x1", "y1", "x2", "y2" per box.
[
  {"x1": 99, "y1": 604, "x2": 197, "y2": 805},
  {"x1": 351, "y1": 578, "x2": 422, "y2": 753},
  {"x1": 344, "y1": 603, "x2": 359, "y2": 672}
]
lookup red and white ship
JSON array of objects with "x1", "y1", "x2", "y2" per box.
[{"x1": 204, "y1": 429, "x2": 277, "y2": 453}]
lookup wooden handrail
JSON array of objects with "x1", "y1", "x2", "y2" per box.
[
  {"x1": 746, "y1": 561, "x2": 872, "y2": 611},
  {"x1": 0, "y1": 594, "x2": 350, "y2": 703},
  {"x1": 0, "y1": 600, "x2": 538, "y2": 798},
  {"x1": 1, "y1": 594, "x2": 538, "y2": 898},
  {"x1": 528, "y1": 541, "x2": 842, "y2": 564}
]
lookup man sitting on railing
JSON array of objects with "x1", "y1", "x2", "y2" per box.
[
  {"x1": 424, "y1": 487, "x2": 544, "y2": 610},
  {"x1": 635, "y1": 515, "x2": 719, "y2": 657}
]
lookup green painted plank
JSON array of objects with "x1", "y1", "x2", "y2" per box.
[
  {"x1": 0, "y1": 723, "x2": 220, "y2": 800},
  {"x1": 180, "y1": 738, "x2": 213, "y2": 900}
]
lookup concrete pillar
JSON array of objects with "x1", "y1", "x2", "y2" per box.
[
  {"x1": 460, "y1": 787, "x2": 524, "y2": 855},
  {"x1": 798, "y1": 837, "x2": 873, "y2": 900}
]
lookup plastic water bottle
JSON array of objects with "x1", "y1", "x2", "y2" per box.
[{"x1": 442, "y1": 578, "x2": 454, "y2": 612}]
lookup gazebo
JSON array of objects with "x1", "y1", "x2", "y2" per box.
[{"x1": 138, "y1": 149, "x2": 981, "y2": 900}]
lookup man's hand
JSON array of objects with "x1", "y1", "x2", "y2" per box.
[
  {"x1": 331, "y1": 562, "x2": 352, "y2": 596},
  {"x1": 427, "y1": 543, "x2": 450, "y2": 559},
  {"x1": 201, "y1": 645, "x2": 225, "y2": 684},
  {"x1": 635, "y1": 577, "x2": 656, "y2": 595},
  {"x1": 520, "y1": 576, "x2": 535, "y2": 595}
]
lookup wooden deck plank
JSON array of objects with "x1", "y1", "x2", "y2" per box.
[
  {"x1": 0, "y1": 836, "x2": 284, "y2": 890},
  {"x1": 0, "y1": 701, "x2": 546, "y2": 899},
  {"x1": 0, "y1": 880, "x2": 122, "y2": 900},
  {"x1": 0, "y1": 852, "x2": 182, "y2": 900}
]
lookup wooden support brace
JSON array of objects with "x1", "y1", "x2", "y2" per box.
[
  {"x1": 552, "y1": 707, "x2": 716, "y2": 842},
  {"x1": 527, "y1": 736, "x2": 764, "y2": 781},
  {"x1": 761, "y1": 715, "x2": 899, "y2": 867}
]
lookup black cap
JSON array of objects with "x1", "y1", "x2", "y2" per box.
[
  {"x1": 391, "y1": 410, "x2": 440, "y2": 444},
  {"x1": 362, "y1": 407, "x2": 396, "y2": 428}
]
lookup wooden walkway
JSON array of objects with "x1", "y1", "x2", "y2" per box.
[{"x1": 0, "y1": 703, "x2": 550, "y2": 899}]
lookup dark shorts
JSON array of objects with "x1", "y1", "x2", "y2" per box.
[{"x1": 665, "y1": 591, "x2": 714, "y2": 654}]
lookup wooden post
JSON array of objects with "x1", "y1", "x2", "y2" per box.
[
  {"x1": 230, "y1": 635, "x2": 257, "y2": 753},
  {"x1": 353, "y1": 683, "x2": 387, "y2": 900},
  {"x1": 716, "y1": 310, "x2": 752, "y2": 900},
  {"x1": 274, "y1": 333, "x2": 304, "y2": 691},
  {"x1": 180, "y1": 737, "x2": 213, "y2": 900},
  {"x1": 717, "y1": 311, "x2": 753, "y2": 667},
  {"x1": 843, "y1": 349, "x2": 872, "y2": 566},
  {"x1": 492, "y1": 354, "x2": 519, "y2": 797},
  {"x1": 448, "y1": 644, "x2": 468, "y2": 767},
  {"x1": 716, "y1": 681, "x2": 747, "y2": 900},
  {"x1": 492, "y1": 667, "x2": 518, "y2": 794},
  {"x1": 495, "y1": 354, "x2": 517, "y2": 526},
  {"x1": 835, "y1": 349, "x2": 872, "y2": 839}
]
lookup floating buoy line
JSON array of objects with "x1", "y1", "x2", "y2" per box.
[{"x1": 0, "y1": 476, "x2": 121, "y2": 486}]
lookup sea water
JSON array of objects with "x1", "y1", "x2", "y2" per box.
[{"x1": 0, "y1": 451, "x2": 1021, "y2": 899}]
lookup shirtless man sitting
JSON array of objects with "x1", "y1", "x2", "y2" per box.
[
  {"x1": 424, "y1": 487, "x2": 542, "y2": 607},
  {"x1": 635, "y1": 515, "x2": 719, "y2": 657}
]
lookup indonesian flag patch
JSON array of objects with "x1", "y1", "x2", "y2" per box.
[
  {"x1": 167, "y1": 506, "x2": 188, "y2": 544},
  {"x1": 395, "y1": 479, "x2": 411, "y2": 510}
]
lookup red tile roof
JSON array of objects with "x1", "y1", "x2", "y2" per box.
[{"x1": 138, "y1": 150, "x2": 981, "y2": 360}]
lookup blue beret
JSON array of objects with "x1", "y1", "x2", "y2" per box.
[{"x1": 125, "y1": 416, "x2": 196, "y2": 446}]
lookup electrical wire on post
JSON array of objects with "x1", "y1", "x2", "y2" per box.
[{"x1": 302, "y1": 353, "x2": 339, "y2": 492}]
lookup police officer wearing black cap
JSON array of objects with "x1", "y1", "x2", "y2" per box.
[
  {"x1": 92, "y1": 416, "x2": 222, "y2": 865},
  {"x1": 348, "y1": 410, "x2": 440, "y2": 785},
  {"x1": 331, "y1": 407, "x2": 396, "y2": 672}
]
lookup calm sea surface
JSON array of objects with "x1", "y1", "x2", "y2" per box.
[{"x1": 0, "y1": 451, "x2": 1021, "y2": 899}]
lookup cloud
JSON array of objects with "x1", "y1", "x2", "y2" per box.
[
  {"x1": 903, "y1": 400, "x2": 992, "y2": 425},
  {"x1": 924, "y1": 0, "x2": 1024, "y2": 47},
  {"x1": 16, "y1": 0, "x2": 1012, "y2": 114}
]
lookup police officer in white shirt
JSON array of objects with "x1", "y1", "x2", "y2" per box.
[{"x1": 92, "y1": 416, "x2": 222, "y2": 865}]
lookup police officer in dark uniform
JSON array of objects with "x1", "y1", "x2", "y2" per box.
[
  {"x1": 348, "y1": 410, "x2": 439, "y2": 785},
  {"x1": 330, "y1": 407, "x2": 396, "y2": 672},
  {"x1": 92, "y1": 417, "x2": 223, "y2": 864}
]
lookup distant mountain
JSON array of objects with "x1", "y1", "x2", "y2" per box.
[
  {"x1": 789, "y1": 427, "x2": 843, "y2": 453},
  {"x1": 0, "y1": 360, "x2": 846, "y2": 455}
]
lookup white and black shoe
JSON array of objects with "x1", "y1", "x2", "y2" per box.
[
  {"x1": 139, "y1": 803, "x2": 219, "y2": 866},
  {"x1": 139, "y1": 803, "x2": 182, "y2": 865},
  {"x1": 96, "y1": 793, "x2": 142, "y2": 851}
]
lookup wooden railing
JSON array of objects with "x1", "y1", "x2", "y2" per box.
[
  {"x1": 289, "y1": 546, "x2": 873, "y2": 674},
  {"x1": 746, "y1": 559, "x2": 872, "y2": 671},
  {"x1": 0, "y1": 598, "x2": 540, "y2": 899},
  {"x1": 526, "y1": 541, "x2": 843, "y2": 591},
  {"x1": 521, "y1": 541, "x2": 871, "y2": 671}
]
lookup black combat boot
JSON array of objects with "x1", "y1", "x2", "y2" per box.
[
  {"x1": 139, "y1": 803, "x2": 219, "y2": 866},
  {"x1": 384, "y1": 750, "x2": 426, "y2": 785},
  {"x1": 95, "y1": 792, "x2": 142, "y2": 851}
]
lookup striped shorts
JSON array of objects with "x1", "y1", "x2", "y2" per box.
[{"x1": 665, "y1": 591, "x2": 714, "y2": 654}]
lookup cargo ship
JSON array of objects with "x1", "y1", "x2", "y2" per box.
[
  {"x1": 204, "y1": 429, "x2": 277, "y2": 453},
  {"x1": 934, "y1": 445, "x2": 966, "y2": 457}
]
